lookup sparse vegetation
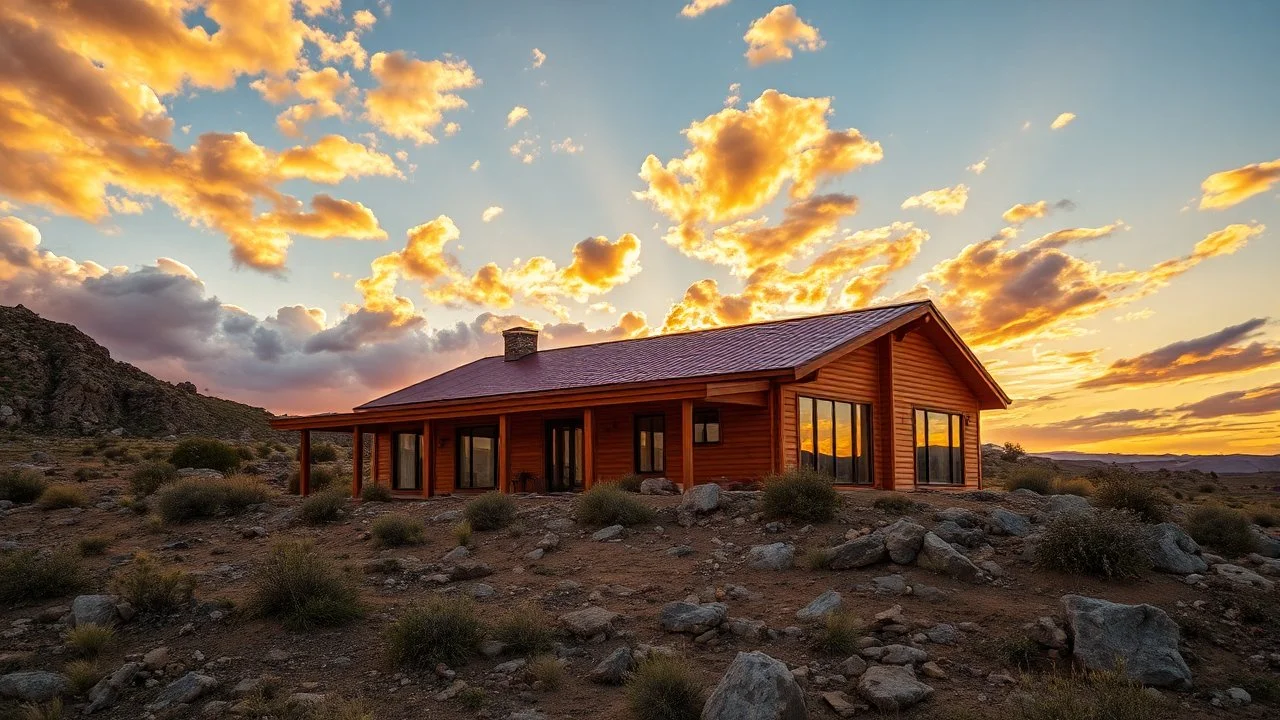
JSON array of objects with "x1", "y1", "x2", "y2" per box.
[
  {"x1": 298, "y1": 487, "x2": 348, "y2": 525},
  {"x1": 492, "y1": 606, "x2": 556, "y2": 655},
  {"x1": 128, "y1": 461, "x2": 178, "y2": 497},
  {"x1": 1253, "y1": 509, "x2": 1279, "y2": 528},
  {"x1": 0, "y1": 549, "x2": 86, "y2": 604},
  {"x1": 1002, "y1": 464, "x2": 1055, "y2": 494},
  {"x1": 0, "y1": 468, "x2": 49, "y2": 503},
  {"x1": 811, "y1": 609, "x2": 862, "y2": 655},
  {"x1": 1000, "y1": 441, "x2": 1026, "y2": 462},
  {"x1": 249, "y1": 541, "x2": 363, "y2": 630},
  {"x1": 385, "y1": 597, "x2": 485, "y2": 668},
  {"x1": 168, "y1": 437, "x2": 241, "y2": 473},
  {"x1": 1186, "y1": 505, "x2": 1257, "y2": 557},
  {"x1": 872, "y1": 495, "x2": 915, "y2": 516},
  {"x1": 37, "y1": 484, "x2": 87, "y2": 510},
  {"x1": 233, "y1": 678, "x2": 375, "y2": 720},
  {"x1": 1018, "y1": 668, "x2": 1167, "y2": 720},
  {"x1": 111, "y1": 553, "x2": 195, "y2": 613},
  {"x1": 371, "y1": 514, "x2": 426, "y2": 547},
  {"x1": 1231, "y1": 672, "x2": 1279, "y2": 705},
  {"x1": 457, "y1": 686, "x2": 487, "y2": 710},
  {"x1": 288, "y1": 466, "x2": 339, "y2": 494},
  {"x1": 306, "y1": 442, "x2": 340, "y2": 463},
  {"x1": 612, "y1": 473, "x2": 644, "y2": 493},
  {"x1": 63, "y1": 659, "x2": 103, "y2": 696},
  {"x1": 625, "y1": 655, "x2": 704, "y2": 720},
  {"x1": 760, "y1": 468, "x2": 840, "y2": 522},
  {"x1": 575, "y1": 483, "x2": 656, "y2": 527},
  {"x1": 15, "y1": 699, "x2": 66, "y2": 720},
  {"x1": 1092, "y1": 476, "x2": 1170, "y2": 523},
  {"x1": 802, "y1": 547, "x2": 831, "y2": 570},
  {"x1": 464, "y1": 491, "x2": 518, "y2": 530},
  {"x1": 453, "y1": 520, "x2": 474, "y2": 547},
  {"x1": 77, "y1": 536, "x2": 111, "y2": 556},
  {"x1": 65, "y1": 623, "x2": 114, "y2": 658},
  {"x1": 526, "y1": 654, "x2": 566, "y2": 690},
  {"x1": 154, "y1": 475, "x2": 272, "y2": 523},
  {"x1": 1034, "y1": 509, "x2": 1151, "y2": 579},
  {"x1": 987, "y1": 633, "x2": 1040, "y2": 671},
  {"x1": 359, "y1": 483, "x2": 392, "y2": 502},
  {"x1": 1053, "y1": 477, "x2": 1093, "y2": 497}
]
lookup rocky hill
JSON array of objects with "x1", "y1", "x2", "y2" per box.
[{"x1": 0, "y1": 304, "x2": 275, "y2": 439}]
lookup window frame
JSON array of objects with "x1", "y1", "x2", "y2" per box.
[
  {"x1": 456, "y1": 425, "x2": 499, "y2": 490},
  {"x1": 692, "y1": 408, "x2": 721, "y2": 445},
  {"x1": 795, "y1": 394, "x2": 874, "y2": 485},
  {"x1": 633, "y1": 414, "x2": 666, "y2": 473},
  {"x1": 391, "y1": 432, "x2": 422, "y2": 491},
  {"x1": 913, "y1": 408, "x2": 965, "y2": 485}
]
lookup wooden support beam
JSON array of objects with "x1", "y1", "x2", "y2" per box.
[
  {"x1": 877, "y1": 336, "x2": 896, "y2": 491},
  {"x1": 421, "y1": 420, "x2": 432, "y2": 498},
  {"x1": 298, "y1": 430, "x2": 311, "y2": 497},
  {"x1": 681, "y1": 399, "x2": 694, "y2": 490},
  {"x1": 371, "y1": 432, "x2": 380, "y2": 489},
  {"x1": 498, "y1": 414, "x2": 510, "y2": 494},
  {"x1": 707, "y1": 391, "x2": 768, "y2": 407},
  {"x1": 705, "y1": 379, "x2": 771, "y2": 397},
  {"x1": 352, "y1": 427, "x2": 363, "y2": 498},
  {"x1": 768, "y1": 382, "x2": 778, "y2": 473},
  {"x1": 583, "y1": 407, "x2": 595, "y2": 491}
]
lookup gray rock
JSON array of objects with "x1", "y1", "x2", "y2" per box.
[
  {"x1": 1061, "y1": 595, "x2": 1191, "y2": 689},
  {"x1": 469, "y1": 583, "x2": 496, "y2": 599},
  {"x1": 659, "y1": 601, "x2": 728, "y2": 634},
  {"x1": 447, "y1": 561, "x2": 493, "y2": 581},
  {"x1": 872, "y1": 575, "x2": 908, "y2": 595},
  {"x1": 727, "y1": 617, "x2": 768, "y2": 640},
  {"x1": 146, "y1": 672, "x2": 218, "y2": 711},
  {"x1": 1144, "y1": 523, "x2": 1207, "y2": 575},
  {"x1": 1248, "y1": 553, "x2": 1280, "y2": 576},
  {"x1": 1250, "y1": 526, "x2": 1280, "y2": 558},
  {"x1": 640, "y1": 477, "x2": 676, "y2": 495},
  {"x1": 988, "y1": 509, "x2": 1031, "y2": 537},
  {"x1": 71, "y1": 594, "x2": 120, "y2": 627},
  {"x1": 703, "y1": 651, "x2": 806, "y2": 720},
  {"x1": 560, "y1": 606, "x2": 620, "y2": 639},
  {"x1": 827, "y1": 534, "x2": 886, "y2": 570},
  {"x1": 1047, "y1": 495, "x2": 1091, "y2": 514},
  {"x1": 143, "y1": 647, "x2": 170, "y2": 669},
  {"x1": 934, "y1": 507, "x2": 981, "y2": 527},
  {"x1": 878, "y1": 645, "x2": 928, "y2": 665},
  {"x1": 592, "y1": 524, "x2": 625, "y2": 541},
  {"x1": 431, "y1": 509, "x2": 462, "y2": 523},
  {"x1": 916, "y1": 532, "x2": 983, "y2": 581},
  {"x1": 493, "y1": 659, "x2": 526, "y2": 674},
  {"x1": 442, "y1": 545, "x2": 470, "y2": 563},
  {"x1": 925, "y1": 623, "x2": 958, "y2": 645},
  {"x1": 1223, "y1": 687, "x2": 1252, "y2": 706},
  {"x1": 840, "y1": 655, "x2": 868, "y2": 677},
  {"x1": 666, "y1": 544, "x2": 695, "y2": 557},
  {"x1": 881, "y1": 519, "x2": 927, "y2": 564},
  {"x1": 748, "y1": 542, "x2": 795, "y2": 570},
  {"x1": 931, "y1": 520, "x2": 985, "y2": 548},
  {"x1": 588, "y1": 646, "x2": 635, "y2": 685},
  {"x1": 1026, "y1": 617, "x2": 1067, "y2": 649},
  {"x1": 857, "y1": 665, "x2": 933, "y2": 711},
  {"x1": 1214, "y1": 563, "x2": 1275, "y2": 590},
  {"x1": 536, "y1": 532, "x2": 560, "y2": 551},
  {"x1": 679, "y1": 483, "x2": 721, "y2": 513},
  {"x1": 796, "y1": 590, "x2": 842, "y2": 621},
  {"x1": 507, "y1": 712, "x2": 548, "y2": 720},
  {"x1": 0, "y1": 671, "x2": 69, "y2": 702}
]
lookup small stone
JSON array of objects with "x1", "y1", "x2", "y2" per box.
[
  {"x1": 592, "y1": 525, "x2": 625, "y2": 542},
  {"x1": 147, "y1": 672, "x2": 218, "y2": 711},
  {"x1": 796, "y1": 589, "x2": 842, "y2": 621},
  {"x1": 920, "y1": 661, "x2": 947, "y2": 679},
  {"x1": 0, "y1": 671, "x2": 69, "y2": 702},
  {"x1": 143, "y1": 647, "x2": 171, "y2": 669},
  {"x1": 666, "y1": 545, "x2": 695, "y2": 557},
  {"x1": 588, "y1": 646, "x2": 635, "y2": 685},
  {"x1": 442, "y1": 545, "x2": 470, "y2": 563},
  {"x1": 857, "y1": 665, "x2": 933, "y2": 711},
  {"x1": 659, "y1": 601, "x2": 727, "y2": 634},
  {"x1": 747, "y1": 542, "x2": 795, "y2": 570}
]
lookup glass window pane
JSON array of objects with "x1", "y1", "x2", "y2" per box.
[
  {"x1": 927, "y1": 412, "x2": 951, "y2": 484},
  {"x1": 472, "y1": 435, "x2": 494, "y2": 488},
  {"x1": 816, "y1": 399, "x2": 835, "y2": 477},
  {"x1": 834, "y1": 402, "x2": 853, "y2": 484},
  {"x1": 459, "y1": 435, "x2": 471, "y2": 489},
  {"x1": 395, "y1": 434, "x2": 418, "y2": 490},
  {"x1": 638, "y1": 429, "x2": 650, "y2": 472},
  {"x1": 574, "y1": 428, "x2": 584, "y2": 485},
  {"x1": 799, "y1": 397, "x2": 815, "y2": 470},
  {"x1": 914, "y1": 410, "x2": 928, "y2": 483},
  {"x1": 855, "y1": 404, "x2": 872, "y2": 484},
  {"x1": 950, "y1": 415, "x2": 963, "y2": 484},
  {"x1": 706, "y1": 422, "x2": 720, "y2": 443},
  {"x1": 653, "y1": 427, "x2": 665, "y2": 472}
]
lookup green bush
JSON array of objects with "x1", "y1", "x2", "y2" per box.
[
  {"x1": 760, "y1": 468, "x2": 840, "y2": 522},
  {"x1": 249, "y1": 541, "x2": 363, "y2": 630},
  {"x1": 1186, "y1": 505, "x2": 1257, "y2": 557},
  {"x1": 169, "y1": 437, "x2": 241, "y2": 473},
  {"x1": 360, "y1": 483, "x2": 392, "y2": 502},
  {"x1": 38, "y1": 485, "x2": 88, "y2": 510},
  {"x1": 1253, "y1": 509, "x2": 1278, "y2": 528},
  {"x1": 129, "y1": 461, "x2": 178, "y2": 497},
  {"x1": 526, "y1": 654, "x2": 565, "y2": 690},
  {"x1": 77, "y1": 537, "x2": 110, "y2": 556},
  {"x1": 811, "y1": 609, "x2": 861, "y2": 655},
  {"x1": 288, "y1": 466, "x2": 339, "y2": 494},
  {"x1": 111, "y1": 553, "x2": 195, "y2": 613},
  {"x1": 1019, "y1": 669, "x2": 1168, "y2": 720},
  {"x1": 385, "y1": 597, "x2": 485, "y2": 668},
  {"x1": 65, "y1": 624, "x2": 114, "y2": 658},
  {"x1": 625, "y1": 655, "x2": 704, "y2": 720},
  {"x1": 1002, "y1": 464, "x2": 1056, "y2": 494},
  {"x1": 307, "y1": 443, "x2": 340, "y2": 463},
  {"x1": 299, "y1": 488, "x2": 348, "y2": 525},
  {"x1": 1034, "y1": 509, "x2": 1151, "y2": 579},
  {"x1": 154, "y1": 476, "x2": 272, "y2": 523},
  {"x1": 371, "y1": 514, "x2": 426, "y2": 547},
  {"x1": 0, "y1": 549, "x2": 86, "y2": 604},
  {"x1": 612, "y1": 473, "x2": 644, "y2": 493},
  {"x1": 1091, "y1": 478, "x2": 1169, "y2": 523},
  {"x1": 576, "y1": 483, "x2": 655, "y2": 527},
  {"x1": 492, "y1": 606, "x2": 556, "y2": 655},
  {"x1": 464, "y1": 492, "x2": 517, "y2": 531},
  {"x1": 73, "y1": 467, "x2": 102, "y2": 482},
  {"x1": 0, "y1": 468, "x2": 48, "y2": 503}
]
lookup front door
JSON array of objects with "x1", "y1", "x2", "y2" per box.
[{"x1": 545, "y1": 420, "x2": 584, "y2": 492}]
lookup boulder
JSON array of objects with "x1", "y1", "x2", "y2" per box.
[
  {"x1": 1250, "y1": 525, "x2": 1280, "y2": 558},
  {"x1": 988, "y1": 509, "x2": 1031, "y2": 537},
  {"x1": 1060, "y1": 595, "x2": 1191, "y2": 689},
  {"x1": 1047, "y1": 495, "x2": 1091, "y2": 514},
  {"x1": 441, "y1": 545, "x2": 470, "y2": 563},
  {"x1": 857, "y1": 665, "x2": 933, "y2": 711},
  {"x1": 0, "y1": 671, "x2": 69, "y2": 702},
  {"x1": 146, "y1": 672, "x2": 218, "y2": 711},
  {"x1": 560, "y1": 607, "x2": 621, "y2": 639},
  {"x1": 703, "y1": 651, "x2": 806, "y2": 720},
  {"x1": 659, "y1": 601, "x2": 728, "y2": 634},
  {"x1": 71, "y1": 594, "x2": 120, "y2": 627},
  {"x1": 931, "y1": 520, "x2": 986, "y2": 548},
  {"x1": 679, "y1": 483, "x2": 721, "y2": 513},
  {"x1": 916, "y1": 532, "x2": 983, "y2": 581},
  {"x1": 934, "y1": 507, "x2": 981, "y2": 527},
  {"x1": 795, "y1": 590, "x2": 842, "y2": 622},
  {"x1": 86, "y1": 662, "x2": 142, "y2": 713},
  {"x1": 748, "y1": 543, "x2": 795, "y2": 570},
  {"x1": 826, "y1": 534, "x2": 886, "y2": 570},
  {"x1": 592, "y1": 525, "x2": 625, "y2": 542},
  {"x1": 640, "y1": 477, "x2": 676, "y2": 495},
  {"x1": 1144, "y1": 523, "x2": 1207, "y2": 575},
  {"x1": 881, "y1": 519, "x2": 927, "y2": 564},
  {"x1": 878, "y1": 645, "x2": 929, "y2": 665},
  {"x1": 1248, "y1": 553, "x2": 1280, "y2": 576},
  {"x1": 587, "y1": 646, "x2": 635, "y2": 685},
  {"x1": 1213, "y1": 563, "x2": 1275, "y2": 591},
  {"x1": 448, "y1": 561, "x2": 493, "y2": 581}
]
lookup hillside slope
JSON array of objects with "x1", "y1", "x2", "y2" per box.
[{"x1": 0, "y1": 304, "x2": 275, "y2": 438}]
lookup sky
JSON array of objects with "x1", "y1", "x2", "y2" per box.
[{"x1": 1, "y1": 0, "x2": 1278, "y2": 454}]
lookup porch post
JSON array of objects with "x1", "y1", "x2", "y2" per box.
[
  {"x1": 498, "y1": 414, "x2": 510, "y2": 493},
  {"x1": 878, "y1": 335, "x2": 897, "y2": 491},
  {"x1": 421, "y1": 420, "x2": 432, "y2": 498},
  {"x1": 583, "y1": 407, "x2": 595, "y2": 490},
  {"x1": 681, "y1": 399, "x2": 694, "y2": 490},
  {"x1": 371, "y1": 432, "x2": 380, "y2": 488},
  {"x1": 351, "y1": 427, "x2": 363, "y2": 498},
  {"x1": 298, "y1": 429, "x2": 311, "y2": 496}
]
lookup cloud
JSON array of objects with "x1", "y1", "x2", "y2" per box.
[
  {"x1": 1001, "y1": 198, "x2": 1074, "y2": 225},
  {"x1": 724, "y1": 82, "x2": 741, "y2": 108},
  {"x1": 352, "y1": 9, "x2": 377, "y2": 28},
  {"x1": 299, "y1": 0, "x2": 340, "y2": 17},
  {"x1": 1177, "y1": 383, "x2": 1280, "y2": 419},
  {"x1": 743, "y1": 5, "x2": 825, "y2": 66},
  {"x1": 364, "y1": 51, "x2": 480, "y2": 144},
  {"x1": 482, "y1": 206, "x2": 504, "y2": 223},
  {"x1": 506, "y1": 106, "x2": 530, "y2": 128},
  {"x1": 552, "y1": 137, "x2": 583, "y2": 154},
  {"x1": 510, "y1": 135, "x2": 540, "y2": 164},
  {"x1": 681, "y1": 0, "x2": 732, "y2": 17},
  {"x1": 251, "y1": 66, "x2": 356, "y2": 137},
  {"x1": 968, "y1": 157, "x2": 988, "y2": 175},
  {"x1": 1079, "y1": 318, "x2": 1280, "y2": 388},
  {"x1": 901, "y1": 184, "x2": 969, "y2": 215},
  {"x1": 470, "y1": 160, "x2": 481, "y2": 171},
  {"x1": 1199, "y1": 158, "x2": 1280, "y2": 210},
  {"x1": 1050, "y1": 112, "x2": 1076, "y2": 130},
  {"x1": 531, "y1": 48, "x2": 546, "y2": 68},
  {"x1": 302, "y1": 26, "x2": 369, "y2": 69}
]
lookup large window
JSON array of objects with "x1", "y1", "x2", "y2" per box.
[
  {"x1": 914, "y1": 409, "x2": 964, "y2": 485},
  {"x1": 393, "y1": 433, "x2": 421, "y2": 491},
  {"x1": 635, "y1": 414, "x2": 665, "y2": 473},
  {"x1": 692, "y1": 409, "x2": 720, "y2": 444},
  {"x1": 457, "y1": 426, "x2": 498, "y2": 489},
  {"x1": 797, "y1": 396, "x2": 873, "y2": 485}
]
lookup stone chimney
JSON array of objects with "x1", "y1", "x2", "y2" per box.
[{"x1": 502, "y1": 326, "x2": 539, "y2": 361}]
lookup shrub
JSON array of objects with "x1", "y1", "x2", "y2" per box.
[
  {"x1": 128, "y1": 461, "x2": 178, "y2": 497},
  {"x1": 65, "y1": 624, "x2": 114, "y2": 658},
  {"x1": 452, "y1": 520, "x2": 473, "y2": 547},
  {"x1": 871, "y1": 495, "x2": 915, "y2": 516},
  {"x1": 168, "y1": 437, "x2": 240, "y2": 473},
  {"x1": 576, "y1": 483, "x2": 655, "y2": 527},
  {"x1": 987, "y1": 633, "x2": 1040, "y2": 671},
  {"x1": 803, "y1": 547, "x2": 831, "y2": 570},
  {"x1": 101, "y1": 445, "x2": 135, "y2": 463},
  {"x1": 255, "y1": 442, "x2": 274, "y2": 458},
  {"x1": 612, "y1": 473, "x2": 644, "y2": 493},
  {"x1": 1253, "y1": 510, "x2": 1279, "y2": 528},
  {"x1": 1092, "y1": 478, "x2": 1169, "y2": 523},
  {"x1": 1186, "y1": 505, "x2": 1257, "y2": 557},
  {"x1": 371, "y1": 514, "x2": 426, "y2": 547},
  {"x1": 625, "y1": 655, "x2": 703, "y2": 720},
  {"x1": 1053, "y1": 477, "x2": 1093, "y2": 497},
  {"x1": 288, "y1": 466, "x2": 339, "y2": 494},
  {"x1": 760, "y1": 468, "x2": 840, "y2": 522},
  {"x1": 307, "y1": 443, "x2": 340, "y2": 463},
  {"x1": 154, "y1": 476, "x2": 271, "y2": 523},
  {"x1": 1002, "y1": 464, "x2": 1055, "y2": 494},
  {"x1": 299, "y1": 487, "x2": 348, "y2": 525},
  {"x1": 0, "y1": 549, "x2": 85, "y2": 604},
  {"x1": 111, "y1": 553, "x2": 195, "y2": 613},
  {"x1": 457, "y1": 686, "x2": 487, "y2": 710},
  {"x1": 63, "y1": 660, "x2": 102, "y2": 696},
  {"x1": 77, "y1": 537, "x2": 110, "y2": 556},
  {"x1": 235, "y1": 681, "x2": 374, "y2": 720},
  {"x1": 16, "y1": 699, "x2": 66, "y2": 720},
  {"x1": 73, "y1": 467, "x2": 102, "y2": 482},
  {"x1": 811, "y1": 609, "x2": 861, "y2": 655},
  {"x1": 360, "y1": 483, "x2": 392, "y2": 502},
  {"x1": 1232, "y1": 673, "x2": 1279, "y2": 705},
  {"x1": 0, "y1": 468, "x2": 48, "y2": 503},
  {"x1": 526, "y1": 655, "x2": 565, "y2": 690},
  {"x1": 38, "y1": 485, "x2": 88, "y2": 510},
  {"x1": 1019, "y1": 669, "x2": 1167, "y2": 720},
  {"x1": 492, "y1": 607, "x2": 556, "y2": 655},
  {"x1": 385, "y1": 597, "x2": 485, "y2": 668},
  {"x1": 1197, "y1": 483, "x2": 1216, "y2": 493},
  {"x1": 1000, "y1": 441, "x2": 1026, "y2": 462},
  {"x1": 464, "y1": 492, "x2": 518, "y2": 531},
  {"x1": 249, "y1": 541, "x2": 363, "y2": 630},
  {"x1": 1034, "y1": 509, "x2": 1151, "y2": 579}
]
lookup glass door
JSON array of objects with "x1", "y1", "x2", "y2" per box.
[{"x1": 545, "y1": 420, "x2": 584, "y2": 492}]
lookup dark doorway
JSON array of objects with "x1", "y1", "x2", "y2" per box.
[{"x1": 545, "y1": 419, "x2": 584, "y2": 493}]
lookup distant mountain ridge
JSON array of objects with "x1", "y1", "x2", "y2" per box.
[
  {"x1": 0, "y1": 304, "x2": 276, "y2": 438},
  {"x1": 1031, "y1": 450, "x2": 1280, "y2": 474}
]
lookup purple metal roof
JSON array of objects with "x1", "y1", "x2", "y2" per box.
[{"x1": 356, "y1": 302, "x2": 927, "y2": 409}]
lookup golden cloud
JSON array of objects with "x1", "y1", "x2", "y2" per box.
[
  {"x1": 901, "y1": 184, "x2": 969, "y2": 215},
  {"x1": 743, "y1": 5, "x2": 825, "y2": 66},
  {"x1": 364, "y1": 51, "x2": 480, "y2": 144},
  {"x1": 1080, "y1": 318, "x2": 1280, "y2": 389},
  {"x1": 1002, "y1": 200, "x2": 1049, "y2": 225},
  {"x1": 507, "y1": 105, "x2": 530, "y2": 128},
  {"x1": 482, "y1": 206, "x2": 504, "y2": 223},
  {"x1": 1050, "y1": 112, "x2": 1076, "y2": 130},
  {"x1": 251, "y1": 67, "x2": 356, "y2": 136},
  {"x1": 968, "y1": 157, "x2": 988, "y2": 175},
  {"x1": 531, "y1": 48, "x2": 546, "y2": 68},
  {"x1": 1199, "y1": 158, "x2": 1280, "y2": 210},
  {"x1": 352, "y1": 9, "x2": 377, "y2": 28},
  {"x1": 681, "y1": 0, "x2": 732, "y2": 18}
]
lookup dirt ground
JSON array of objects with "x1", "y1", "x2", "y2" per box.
[{"x1": 2, "y1": 436, "x2": 1278, "y2": 719}]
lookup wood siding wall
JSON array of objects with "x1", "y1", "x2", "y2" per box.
[
  {"x1": 889, "y1": 330, "x2": 982, "y2": 489},
  {"x1": 779, "y1": 343, "x2": 883, "y2": 478}
]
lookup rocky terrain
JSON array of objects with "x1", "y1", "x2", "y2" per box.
[
  {"x1": 0, "y1": 305, "x2": 276, "y2": 439},
  {"x1": 2, "y1": 437, "x2": 1279, "y2": 720}
]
